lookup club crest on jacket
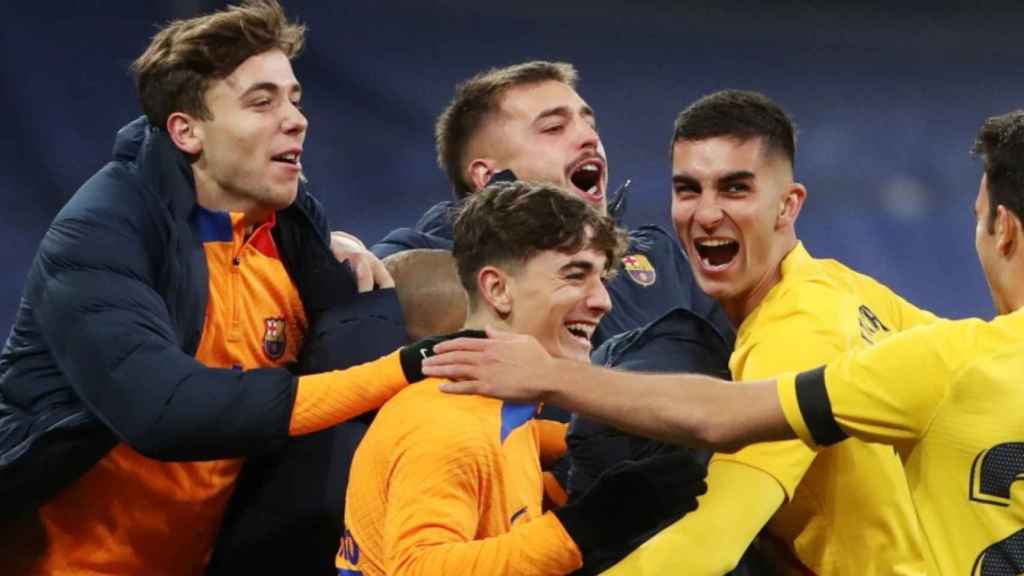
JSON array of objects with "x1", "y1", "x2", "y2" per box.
[
  {"x1": 622, "y1": 254, "x2": 656, "y2": 286},
  {"x1": 263, "y1": 317, "x2": 287, "y2": 360}
]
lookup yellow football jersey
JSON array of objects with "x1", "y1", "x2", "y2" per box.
[
  {"x1": 780, "y1": 308, "x2": 1024, "y2": 575},
  {"x1": 605, "y1": 242, "x2": 934, "y2": 575},
  {"x1": 717, "y1": 242, "x2": 933, "y2": 574}
]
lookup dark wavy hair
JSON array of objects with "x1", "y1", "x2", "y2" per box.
[
  {"x1": 452, "y1": 181, "x2": 627, "y2": 306},
  {"x1": 132, "y1": 0, "x2": 305, "y2": 128}
]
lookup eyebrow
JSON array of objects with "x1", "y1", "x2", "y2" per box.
[
  {"x1": 535, "y1": 104, "x2": 596, "y2": 123},
  {"x1": 239, "y1": 81, "x2": 303, "y2": 100},
  {"x1": 672, "y1": 170, "x2": 755, "y2": 188},
  {"x1": 717, "y1": 171, "x2": 756, "y2": 186},
  {"x1": 560, "y1": 259, "x2": 596, "y2": 275}
]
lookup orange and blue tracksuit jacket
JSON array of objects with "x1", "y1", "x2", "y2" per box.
[
  {"x1": 0, "y1": 117, "x2": 406, "y2": 572},
  {"x1": 340, "y1": 378, "x2": 583, "y2": 576}
]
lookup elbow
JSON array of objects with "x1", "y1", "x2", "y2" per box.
[
  {"x1": 688, "y1": 413, "x2": 744, "y2": 453},
  {"x1": 119, "y1": 421, "x2": 202, "y2": 461}
]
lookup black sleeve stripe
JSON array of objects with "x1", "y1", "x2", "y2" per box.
[{"x1": 795, "y1": 367, "x2": 848, "y2": 446}]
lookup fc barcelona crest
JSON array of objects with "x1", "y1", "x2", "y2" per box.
[
  {"x1": 263, "y1": 317, "x2": 287, "y2": 360},
  {"x1": 622, "y1": 254, "x2": 656, "y2": 286}
]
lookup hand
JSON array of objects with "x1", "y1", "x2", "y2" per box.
[
  {"x1": 399, "y1": 329, "x2": 486, "y2": 383},
  {"x1": 330, "y1": 230, "x2": 394, "y2": 292},
  {"x1": 424, "y1": 326, "x2": 556, "y2": 403},
  {"x1": 554, "y1": 451, "x2": 707, "y2": 562}
]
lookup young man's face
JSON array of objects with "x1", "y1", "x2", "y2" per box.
[
  {"x1": 671, "y1": 136, "x2": 798, "y2": 320},
  {"x1": 191, "y1": 49, "x2": 307, "y2": 215},
  {"x1": 472, "y1": 81, "x2": 609, "y2": 214},
  {"x1": 505, "y1": 244, "x2": 612, "y2": 363}
]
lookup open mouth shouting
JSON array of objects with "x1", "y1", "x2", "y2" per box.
[
  {"x1": 693, "y1": 237, "x2": 740, "y2": 272},
  {"x1": 567, "y1": 155, "x2": 605, "y2": 204}
]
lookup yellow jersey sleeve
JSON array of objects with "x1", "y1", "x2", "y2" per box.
[
  {"x1": 880, "y1": 279, "x2": 941, "y2": 331},
  {"x1": 716, "y1": 284, "x2": 860, "y2": 497},
  {"x1": 382, "y1": 410, "x2": 582, "y2": 575},
  {"x1": 782, "y1": 320, "x2": 962, "y2": 450},
  {"x1": 601, "y1": 459, "x2": 784, "y2": 575}
]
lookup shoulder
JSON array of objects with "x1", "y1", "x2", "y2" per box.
[
  {"x1": 626, "y1": 224, "x2": 681, "y2": 254},
  {"x1": 375, "y1": 381, "x2": 498, "y2": 450},
  {"x1": 371, "y1": 228, "x2": 453, "y2": 259}
]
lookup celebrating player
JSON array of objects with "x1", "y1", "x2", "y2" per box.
[
  {"x1": 423, "y1": 109, "x2": 1024, "y2": 575},
  {"x1": 339, "y1": 181, "x2": 707, "y2": 575},
  {"x1": 431, "y1": 91, "x2": 939, "y2": 574}
]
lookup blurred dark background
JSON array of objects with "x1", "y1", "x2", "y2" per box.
[{"x1": 3, "y1": 1, "x2": 1020, "y2": 327}]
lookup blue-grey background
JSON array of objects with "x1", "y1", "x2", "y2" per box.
[{"x1": 3, "y1": 1, "x2": 1020, "y2": 328}]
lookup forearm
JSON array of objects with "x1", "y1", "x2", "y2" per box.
[
  {"x1": 603, "y1": 460, "x2": 784, "y2": 575},
  {"x1": 543, "y1": 360, "x2": 791, "y2": 450},
  {"x1": 390, "y1": 512, "x2": 581, "y2": 576},
  {"x1": 290, "y1": 349, "x2": 407, "y2": 436}
]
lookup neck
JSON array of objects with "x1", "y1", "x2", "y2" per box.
[
  {"x1": 193, "y1": 169, "x2": 273, "y2": 226},
  {"x1": 462, "y1": 307, "x2": 514, "y2": 334},
  {"x1": 723, "y1": 236, "x2": 798, "y2": 327},
  {"x1": 993, "y1": 262, "x2": 1024, "y2": 315}
]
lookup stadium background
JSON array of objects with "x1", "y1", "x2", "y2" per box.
[{"x1": 2, "y1": 1, "x2": 1021, "y2": 327}]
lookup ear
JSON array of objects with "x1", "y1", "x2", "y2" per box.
[
  {"x1": 476, "y1": 265, "x2": 513, "y2": 318},
  {"x1": 776, "y1": 182, "x2": 807, "y2": 229},
  {"x1": 166, "y1": 112, "x2": 203, "y2": 155},
  {"x1": 995, "y1": 205, "x2": 1019, "y2": 258},
  {"x1": 467, "y1": 158, "x2": 497, "y2": 193}
]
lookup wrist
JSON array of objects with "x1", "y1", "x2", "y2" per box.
[{"x1": 541, "y1": 358, "x2": 579, "y2": 404}]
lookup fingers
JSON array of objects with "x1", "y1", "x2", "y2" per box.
[
  {"x1": 370, "y1": 257, "x2": 395, "y2": 288},
  {"x1": 484, "y1": 324, "x2": 523, "y2": 340},
  {"x1": 437, "y1": 380, "x2": 485, "y2": 395},
  {"x1": 352, "y1": 256, "x2": 374, "y2": 293},
  {"x1": 330, "y1": 230, "x2": 393, "y2": 292},
  {"x1": 331, "y1": 230, "x2": 366, "y2": 249}
]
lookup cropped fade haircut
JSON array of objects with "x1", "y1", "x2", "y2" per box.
[
  {"x1": 452, "y1": 181, "x2": 627, "y2": 307},
  {"x1": 672, "y1": 90, "x2": 797, "y2": 168},
  {"x1": 436, "y1": 61, "x2": 579, "y2": 199},
  {"x1": 132, "y1": 0, "x2": 306, "y2": 129},
  {"x1": 973, "y1": 111, "x2": 1024, "y2": 233}
]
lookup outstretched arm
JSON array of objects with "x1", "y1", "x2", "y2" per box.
[{"x1": 424, "y1": 328, "x2": 792, "y2": 451}]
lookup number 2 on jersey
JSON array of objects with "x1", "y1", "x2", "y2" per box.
[{"x1": 969, "y1": 442, "x2": 1024, "y2": 575}]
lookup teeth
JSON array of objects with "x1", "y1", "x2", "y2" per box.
[
  {"x1": 580, "y1": 163, "x2": 599, "y2": 172},
  {"x1": 696, "y1": 238, "x2": 735, "y2": 247},
  {"x1": 565, "y1": 323, "x2": 594, "y2": 339}
]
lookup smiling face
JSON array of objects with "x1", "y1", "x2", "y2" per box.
[
  {"x1": 185, "y1": 49, "x2": 307, "y2": 217},
  {"x1": 503, "y1": 244, "x2": 612, "y2": 362},
  {"x1": 671, "y1": 136, "x2": 805, "y2": 324},
  {"x1": 469, "y1": 81, "x2": 608, "y2": 214}
]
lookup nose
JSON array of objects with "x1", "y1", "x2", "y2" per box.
[
  {"x1": 574, "y1": 118, "x2": 601, "y2": 152},
  {"x1": 693, "y1": 191, "x2": 724, "y2": 232},
  {"x1": 283, "y1": 101, "x2": 308, "y2": 136},
  {"x1": 586, "y1": 277, "x2": 613, "y2": 316}
]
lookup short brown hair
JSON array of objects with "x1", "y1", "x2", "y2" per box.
[
  {"x1": 435, "y1": 61, "x2": 578, "y2": 199},
  {"x1": 452, "y1": 181, "x2": 627, "y2": 307},
  {"x1": 973, "y1": 110, "x2": 1024, "y2": 233},
  {"x1": 132, "y1": 0, "x2": 306, "y2": 128},
  {"x1": 673, "y1": 90, "x2": 797, "y2": 168}
]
